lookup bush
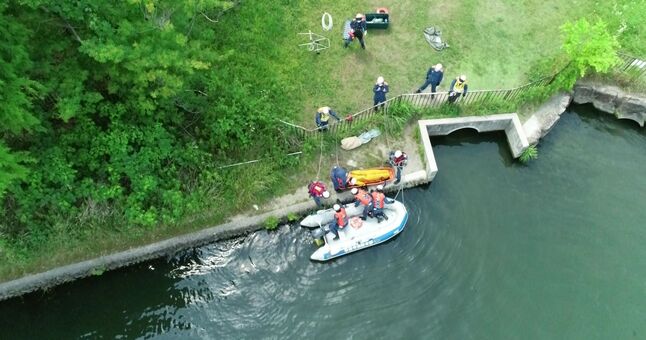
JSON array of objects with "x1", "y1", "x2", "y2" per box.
[
  {"x1": 519, "y1": 145, "x2": 539, "y2": 163},
  {"x1": 264, "y1": 216, "x2": 280, "y2": 231}
]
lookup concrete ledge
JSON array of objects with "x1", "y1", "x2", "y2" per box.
[
  {"x1": 418, "y1": 113, "x2": 529, "y2": 181},
  {"x1": 0, "y1": 171, "x2": 429, "y2": 301},
  {"x1": 0, "y1": 201, "x2": 315, "y2": 301}
]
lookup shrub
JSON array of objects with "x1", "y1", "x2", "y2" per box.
[
  {"x1": 264, "y1": 216, "x2": 280, "y2": 231},
  {"x1": 287, "y1": 212, "x2": 299, "y2": 222},
  {"x1": 519, "y1": 145, "x2": 539, "y2": 163}
]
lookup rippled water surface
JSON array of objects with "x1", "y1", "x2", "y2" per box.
[{"x1": 1, "y1": 106, "x2": 645, "y2": 339}]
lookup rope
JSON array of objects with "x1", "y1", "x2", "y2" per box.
[
  {"x1": 316, "y1": 135, "x2": 324, "y2": 180},
  {"x1": 384, "y1": 105, "x2": 392, "y2": 150},
  {"x1": 334, "y1": 129, "x2": 340, "y2": 166},
  {"x1": 218, "y1": 152, "x2": 302, "y2": 169}
]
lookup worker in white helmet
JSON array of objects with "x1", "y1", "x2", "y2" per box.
[
  {"x1": 373, "y1": 76, "x2": 389, "y2": 110},
  {"x1": 329, "y1": 203, "x2": 347, "y2": 240},
  {"x1": 388, "y1": 149, "x2": 408, "y2": 184},
  {"x1": 371, "y1": 184, "x2": 394, "y2": 222},
  {"x1": 315, "y1": 106, "x2": 341, "y2": 131},
  {"x1": 448, "y1": 75, "x2": 468, "y2": 104}
]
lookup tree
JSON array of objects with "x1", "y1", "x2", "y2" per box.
[{"x1": 557, "y1": 18, "x2": 620, "y2": 89}]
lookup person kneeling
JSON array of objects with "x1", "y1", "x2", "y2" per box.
[
  {"x1": 371, "y1": 185, "x2": 394, "y2": 223},
  {"x1": 351, "y1": 187, "x2": 374, "y2": 220}
]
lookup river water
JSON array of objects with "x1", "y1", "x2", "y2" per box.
[{"x1": 1, "y1": 105, "x2": 645, "y2": 339}]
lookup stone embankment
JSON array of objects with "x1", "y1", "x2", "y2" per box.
[{"x1": 572, "y1": 81, "x2": 646, "y2": 127}]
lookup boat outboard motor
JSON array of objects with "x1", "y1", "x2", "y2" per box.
[{"x1": 311, "y1": 226, "x2": 328, "y2": 247}]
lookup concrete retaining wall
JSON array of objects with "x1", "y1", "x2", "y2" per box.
[{"x1": 418, "y1": 113, "x2": 530, "y2": 181}]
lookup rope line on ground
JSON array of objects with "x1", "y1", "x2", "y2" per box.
[{"x1": 316, "y1": 135, "x2": 324, "y2": 180}]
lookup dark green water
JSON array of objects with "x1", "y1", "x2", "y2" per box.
[{"x1": 1, "y1": 106, "x2": 645, "y2": 339}]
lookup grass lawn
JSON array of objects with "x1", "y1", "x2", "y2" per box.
[{"x1": 254, "y1": 0, "x2": 596, "y2": 127}]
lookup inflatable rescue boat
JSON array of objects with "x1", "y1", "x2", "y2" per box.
[{"x1": 301, "y1": 200, "x2": 408, "y2": 261}]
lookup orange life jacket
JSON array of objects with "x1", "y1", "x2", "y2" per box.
[
  {"x1": 354, "y1": 189, "x2": 372, "y2": 206},
  {"x1": 335, "y1": 208, "x2": 347, "y2": 227},
  {"x1": 372, "y1": 191, "x2": 385, "y2": 208}
]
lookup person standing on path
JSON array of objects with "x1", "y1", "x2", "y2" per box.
[
  {"x1": 315, "y1": 106, "x2": 341, "y2": 131},
  {"x1": 415, "y1": 64, "x2": 444, "y2": 98},
  {"x1": 373, "y1": 76, "x2": 389, "y2": 110},
  {"x1": 388, "y1": 150, "x2": 408, "y2": 184},
  {"x1": 308, "y1": 181, "x2": 330, "y2": 207},
  {"x1": 447, "y1": 75, "x2": 468, "y2": 104}
]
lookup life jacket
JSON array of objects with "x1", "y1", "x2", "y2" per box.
[
  {"x1": 453, "y1": 78, "x2": 467, "y2": 92},
  {"x1": 372, "y1": 191, "x2": 385, "y2": 209},
  {"x1": 394, "y1": 154, "x2": 407, "y2": 166},
  {"x1": 354, "y1": 189, "x2": 372, "y2": 206},
  {"x1": 335, "y1": 207, "x2": 348, "y2": 227},
  {"x1": 309, "y1": 181, "x2": 326, "y2": 196},
  {"x1": 318, "y1": 107, "x2": 330, "y2": 122}
]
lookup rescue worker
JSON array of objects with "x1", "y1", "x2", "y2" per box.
[
  {"x1": 345, "y1": 13, "x2": 367, "y2": 49},
  {"x1": 389, "y1": 150, "x2": 408, "y2": 184},
  {"x1": 447, "y1": 75, "x2": 468, "y2": 104},
  {"x1": 329, "y1": 204, "x2": 348, "y2": 240},
  {"x1": 330, "y1": 166, "x2": 349, "y2": 192},
  {"x1": 308, "y1": 181, "x2": 330, "y2": 207},
  {"x1": 371, "y1": 185, "x2": 394, "y2": 222},
  {"x1": 415, "y1": 63, "x2": 444, "y2": 98},
  {"x1": 315, "y1": 106, "x2": 341, "y2": 131},
  {"x1": 373, "y1": 76, "x2": 389, "y2": 110},
  {"x1": 351, "y1": 187, "x2": 373, "y2": 220}
]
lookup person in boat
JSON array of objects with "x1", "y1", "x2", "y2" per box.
[
  {"x1": 351, "y1": 187, "x2": 374, "y2": 220},
  {"x1": 308, "y1": 181, "x2": 330, "y2": 207},
  {"x1": 388, "y1": 150, "x2": 408, "y2": 184},
  {"x1": 371, "y1": 184, "x2": 394, "y2": 223},
  {"x1": 330, "y1": 166, "x2": 349, "y2": 192},
  {"x1": 329, "y1": 204, "x2": 348, "y2": 240},
  {"x1": 315, "y1": 106, "x2": 341, "y2": 131}
]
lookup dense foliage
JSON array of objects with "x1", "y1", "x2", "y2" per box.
[{"x1": 0, "y1": 0, "x2": 302, "y2": 269}]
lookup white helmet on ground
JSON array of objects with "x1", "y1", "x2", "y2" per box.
[
  {"x1": 350, "y1": 188, "x2": 358, "y2": 195},
  {"x1": 394, "y1": 150, "x2": 403, "y2": 158},
  {"x1": 376, "y1": 184, "x2": 384, "y2": 191},
  {"x1": 322, "y1": 191, "x2": 330, "y2": 198},
  {"x1": 333, "y1": 204, "x2": 341, "y2": 211}
]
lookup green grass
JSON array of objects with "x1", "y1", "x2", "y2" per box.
[{"x1": 271, "y1": 0, "x2": 602, "y2": 127}]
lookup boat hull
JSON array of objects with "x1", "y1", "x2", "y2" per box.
[{"x1": 309, "y1": 200, "x2": 408, "y2": 261}]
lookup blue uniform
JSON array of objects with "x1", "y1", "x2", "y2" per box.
[
  {"x1": 373, "y1": 83, "x2": 389, "y2": 107},
  {"x1": 417, "y1": 68, "x2": 444, "y2": 95},
  {"x1": 330, "y1": 166, "x2": 348, "y2": 191}
]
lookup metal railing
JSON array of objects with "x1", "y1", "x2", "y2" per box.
[
  {"x1": 617, "y1": 52, "x2": 646, "y2": 80},
  {"x1": 280, "y1": 51, "x2": 644, "y2": 139},
  {"x1": 280, "y1": 76, "x2": 552, "y2": 139}
]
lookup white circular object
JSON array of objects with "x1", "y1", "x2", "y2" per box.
[{"x1": 322, "y1": 12, "x2": 333, "y2": 31}]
